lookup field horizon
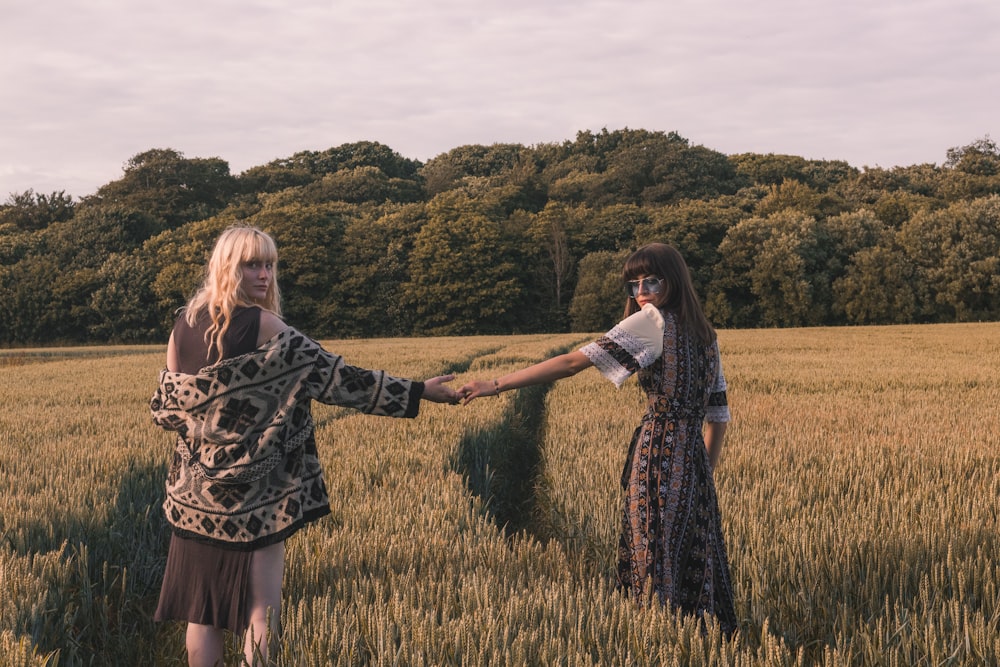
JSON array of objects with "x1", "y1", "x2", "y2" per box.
[{"x1": 1, "y1": 321, "x2": 998, "y2": 665}]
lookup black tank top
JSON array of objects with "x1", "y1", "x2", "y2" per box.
[{"x1": 172, "y1": 306, "x2": 261, "y2": 374}]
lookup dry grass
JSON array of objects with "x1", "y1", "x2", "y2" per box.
[{"x1": 1, "y1": 324, "x2": 997, "y2": 665}]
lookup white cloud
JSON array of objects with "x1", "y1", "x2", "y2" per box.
[{"x1": 1, "y1": 0, "x2": 997, "y2": 197}]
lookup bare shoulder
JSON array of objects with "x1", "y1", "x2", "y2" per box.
[
  {"x1": 166, "y1": 331, "x2": 180, "y2": 372},
  {"x1": 257, "y1": 309, "x2": 290, "y2": 346}
]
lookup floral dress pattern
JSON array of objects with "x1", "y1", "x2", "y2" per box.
[{"x1": 581, "y1": 307, "x2": 737, "y2": 634}]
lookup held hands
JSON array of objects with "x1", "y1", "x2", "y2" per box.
[
  {"x1": 457, "y1": 379, "x2": 500, "y2": 405},
  {"x1": 423, "y1": 375, "x2": 503, "y2": 406},
  {"x1": 422, "y1": 375, "x2": 461, "y2": 405}
]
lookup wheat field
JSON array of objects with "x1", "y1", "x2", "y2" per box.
[{"x1": 0, "y1": 324, "x2": 997, "y2": 666}]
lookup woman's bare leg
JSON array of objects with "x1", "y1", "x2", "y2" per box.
[
  {"x1": 243, "y1": 541, "x2": 285, "y2": 665},
  {"x1": 186, "y1": 623, "x2": 224, "y2": 667}
]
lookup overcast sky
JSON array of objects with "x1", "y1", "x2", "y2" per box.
[{"x1": 2, "y1": 0, "x2": 997, "y2": 199}]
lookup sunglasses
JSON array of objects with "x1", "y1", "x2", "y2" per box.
[{"x1": 626, "y1": 276, "x2": 664, "y2": 298}]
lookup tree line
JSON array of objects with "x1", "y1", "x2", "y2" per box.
[{"x1": 1, "y1": 129, "x2": 999, "y2": 345}]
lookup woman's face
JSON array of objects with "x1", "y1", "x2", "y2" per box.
[
  {"x1": 241, "y1": 259, "x2": 273, "y2": 303},
  {"x1": 627, "y1": 274, "x2": 667, "y2": 309}
]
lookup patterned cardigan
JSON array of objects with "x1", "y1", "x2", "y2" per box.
[{"x1": 150, "y1": 328, "x2": 423, "y2": 550}]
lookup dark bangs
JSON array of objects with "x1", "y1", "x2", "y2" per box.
[{"x1": 621, "y1": 246, "x2": 661, "y2": 281}]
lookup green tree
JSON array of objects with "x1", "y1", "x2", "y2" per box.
[
  {"x1": 336, "y1": 203, "x2": 428, "y2": 337},
  {"x1": 833, "y1": 244, "x2": 917, "y2": 324},
  {"x1": 574, "y1": 204, "x2": 646, "y2": 254},
  {"x1": 85, "y1": 148, "x2": 236, "y2": 231},
  {"x1": 264, "y1": 166, "x2": 421, "y2": 206},
  {"x1": 871, "y1": 190, "x2": 941, "y2": 228},
  {"x1": 897, "y1": 196, "x2": 1000, "y2": 321},
  {"x1": 0, "y1": 256, "x2": 61, "y2": 343},
  {"x1": 568, "y1": 250, "x2": 631, "y2": 332},
  {"x1": 754, "y1": 179, "x2": 849, "y2": 220},
  {"x1": 547, "y1": 129, "x2": 739, "y2": 207},
  {"x1": 945, "y1": 136, "x2": 1000, "y2": 175},
  {"x1": 43, "y1": 205, "x2": 160, "y2": 267},
  {"x1": 525, "y1": 203, "x2": 575, "y2": 328},
  {"x1": 420, "y1": 143, "x2": 526, "y2": 196},
  {"x1": 0, "y1": 206, "x2": 163, "y2": 343},
  {"x1": 0, "y1": 225, "x2": 41, "y2": 266},
  {"x1": 823, "y1": 208, "x2": 887, "y2": 272},
  {"x1": 635, "y1": 199, "x2": 746, "y2": 298},
  {"x1": 730, "y1": 153, "x2": 812, "y2": 187},
  {"x1": 729, "y1": 153, "x2": 857, "y2": 191},
  {"x1": 404, "y1": 191, "x2": 521, "y2": 335},
  {"x1": 546, "y1": 169, "x2": 607, "y2": 206},
  {"x1": 247, "y1": 201, "x2": 351, "y2": 336},
  {"x1": 236, "y1": 163, "x2": 314, "y2": 195},
  {"x1": 89, "y1": 251, "x2": 162, "y2": 342},
  {"x1": 0, "y1": 189, "x2": 75, "y2": 231},
  {"x1": 712, "y1": 211, "x2": 836, "y2": 327},
  {"x1": 240, "y1": 142, "x2": 421, "y2": 193}
]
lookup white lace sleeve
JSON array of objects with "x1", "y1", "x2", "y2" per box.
[{"x1": 579, "y1": 304, "x2": 665, "y2": 387}]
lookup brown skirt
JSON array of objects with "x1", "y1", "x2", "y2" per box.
[{"x1": 154, "y1": 533, "x2": 254, "y2": 635}]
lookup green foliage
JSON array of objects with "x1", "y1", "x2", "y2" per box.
[
  {"x1": 833, "y1": 244, "x2": 918, "y2": 324},
  {"x1": 421, "y1": 145, "x2": 547, "y2": 215},
  {"x1": 897, "y1": 196, "x2": 1000, "y2": 322},
  {"x1": 0, "y1": 255, "x2": 64, "y2": 343},
  {"x1": 712, "y1": 211, "x2": 837, "y2": 327},
  {"x1": 547, "y1": 128, "x2": 740, "y2": 206},
  {"x1": 635, "y1": 200, "x2": 745, "y2": 297},
  {"x1": 404, "y1": 191, "x2": 522, "y2": 335},
  {"x1": 945, "y1": 136, "x2": 1000, "y2": 175},
  {"x1": 569, "y1": 250, "x2": 631, "y2": 332},
  {"x1": 249, "y1": 201, "x2": 352, "y2": 335},
  {"x1": 0, "y1": 189, "x2": 75, "y2": 231},
  {"x1": 573, "y1": 203, "x2": 647, "y2": 254},
  {"x1": 421, "y1": 143, "x2": 525, "y2": 195},
  {"x1": 89, "y1": 252, "x2": 163, "y2": 342},
  {"x1": 753, "y1": 179, "x2": 850, "y2": 220},
  {"x1": 276, "y1": 141, "x2": 422, "y2": 179},
  {"x1": 525, "y1": 203, "x2": 576, "y2": 328},
  {"x1": 336, "y1": 204, "x2": 428, "y2": 337},
  {"x1": 729, "y1": 153, "x2": 858, "y2": 190},
  {"x1": 2, "y1": 133, "x2": 999, "y2": 346},
  {"x1": 85, "y1": 148, "x2": 236, "y2": 232}
]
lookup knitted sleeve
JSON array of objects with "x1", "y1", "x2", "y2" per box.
[{"x1": 304, "y1": 345, "x2": 423, "y2": 418}]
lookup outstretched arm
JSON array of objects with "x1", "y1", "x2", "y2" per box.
[{"x1": 459, "y1": 350, "x2": 593, "y2": 404}]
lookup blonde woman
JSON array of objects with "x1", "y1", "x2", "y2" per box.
[
  {"x1": 150, "y1": 225, "x2": 459, "y2": 666},
  {"x1": 460, "y1": 243, "x2": 737, "y2": 634}
]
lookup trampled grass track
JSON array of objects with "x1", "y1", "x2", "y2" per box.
[{"x1": 0, "y1": 325, "x2": 997, "y2": 665}]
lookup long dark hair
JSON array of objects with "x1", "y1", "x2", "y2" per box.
[{"x1": 622, "y1": 243, "x2": 716, "y2": 344}]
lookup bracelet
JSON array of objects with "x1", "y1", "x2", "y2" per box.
[{"x1": 493, "y1": 379, "x2": 501, "y2": 396}]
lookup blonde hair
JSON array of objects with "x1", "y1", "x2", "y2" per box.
[{"x1": 184, "y1": 225, "x2": 282, "y2": 360}]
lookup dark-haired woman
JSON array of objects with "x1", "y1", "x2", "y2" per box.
[{"x1": 459, "y1": 242, "x2": 737, "y2": 633}]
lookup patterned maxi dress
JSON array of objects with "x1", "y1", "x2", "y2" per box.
[{"x1": 581, "y1": 306, "x2": 738, "y2": 634}]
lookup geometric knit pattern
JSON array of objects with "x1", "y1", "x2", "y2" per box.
[
  {"x1": 590, "y1": 309, "x2": 738, "y2": 634},
  {"x1": 150, "y1": 328, "x2": 421, "y2": 551}
]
